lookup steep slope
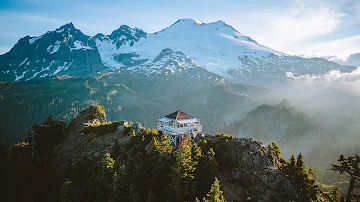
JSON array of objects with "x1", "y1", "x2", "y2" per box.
[
  {"x1": 0, "y1": 19, "x2": 356, "y2": 86},
  {"x1": 0, "y1": 23, "x2": 105, "y2": 81}
]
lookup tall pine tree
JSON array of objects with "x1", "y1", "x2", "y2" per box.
[{"x1": 331, "y1": 155, "x2": 360, "y2": 202}]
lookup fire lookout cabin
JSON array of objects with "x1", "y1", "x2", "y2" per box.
[{"x1": 157, "y1": 110, "x2": 202, "y2": 146}]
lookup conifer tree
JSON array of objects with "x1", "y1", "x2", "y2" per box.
[
  {"x1": 287, "y1": 154, "x2": 297, "y2": 179},
  {"x1": 202, "y1": 177, "x2": 226, "y2": 202},
  {"x1": 167, "y1": 144, "x2": 199, "y2": 202},
  {"x1": 328, "y1": 184, "x2": 341, "y2": 202},
  {"x1": 308, "y1": 167, "x2": 314, "y2": 176},
  {"x1": 296, "y1": 153, "x2": 306, "y2": 174},
  {"x1": 331, "y1": 155, "x2": 360, "y2": 202},
  {"x1": 110, "y1": 164, "x2": 130, "y2": 201},
  {"x1": 270, "y1": 141, "x2": 282, "y2": 157},
  {"x1": 282, "y1": 153, "x2": 321, "y2": 201}
]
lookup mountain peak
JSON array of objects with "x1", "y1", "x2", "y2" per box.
[
  {"x1": 59, "y1": 22, "x2": 75, "y2": 30},
  {"x1": 173, "y1": 18, "x2": 203, "y2": 26}
]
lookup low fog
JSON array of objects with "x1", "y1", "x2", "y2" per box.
[{"x1": 267, "y1": 67, "x2": 360, "y2": 129}]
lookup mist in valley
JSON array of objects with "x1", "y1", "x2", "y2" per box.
[{"x1": 246, "y1": 66, "x2": 360, "y2": 184}]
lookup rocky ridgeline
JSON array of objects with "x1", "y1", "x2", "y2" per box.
[{"x1": 50, "y1": 105, "x2": 297, "y2": 201}]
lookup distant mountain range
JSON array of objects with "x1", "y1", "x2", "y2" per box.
[{"x1": 0, "y1": 18, "x2": 356, "y2": 86}]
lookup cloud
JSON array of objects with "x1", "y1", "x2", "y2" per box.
[
  {"x1": 243, "y1": 0, "x2": 345, "y2": 51},
  {"x1": 265, "y1": 67, "x2": 360, "y2": 128},
  {"x1": 291, "y1": 34, "x2": 360, "y2": 65},
  {"x1": 286, "y1": 67, "x2": 360, "y2": 88}
]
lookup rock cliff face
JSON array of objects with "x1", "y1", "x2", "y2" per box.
[
  {"x1": 50, "y1": 105, "x2": 297, "y2": 201},
  {"x1": 217, "y1": 137, "x2": 296, "y2": 201}
]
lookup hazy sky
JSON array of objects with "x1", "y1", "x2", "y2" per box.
[{"x1": 1, "y1": 0, "x2": 360, "y2": 59}]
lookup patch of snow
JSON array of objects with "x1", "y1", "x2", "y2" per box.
[
  {"x1": 15, "y1": 70, "x2": 28, "y2": 81},
  {"x1": 25, "y1": 61, "x2": 55, "y2": 81},
  {"x1": 40, "y1": 73, "x2": 49, "y2": 78},
  {"x1": 56, "y1": 28, "x2": 64, "y2": 33},
  {"x1": 70, "y1": 40, "x2": 93, "y2": 51},
  {"x1": 18, "y1": 58, "x2": 28, "y2": 67},
  {"x1": 193, "y1": 19, "x2": 203, "y2": 25},
  {"x1": 47, "y1": 40, "x2": 61, "y2": 54},
  {"x1": 52, "y1": 61, "x2": 73, "y2": 75},
  {"x1": 29, "y1": 36, "x2": 43, "y2": 44}
]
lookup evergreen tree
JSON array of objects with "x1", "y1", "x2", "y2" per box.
[
  {"x1": 281, "y1": 153, "x2": 321, "y2": 202},
  {"x1": 269, "y1": 141, "x2": 282, "y2": 158},
  {"x1": 308, "y1": 167, "x2": 314, "y2": 176},
  {"x1": 296, "y1": 153, "x2": 306, "y2": 174},
  {"x1": 109, "y1": 164, "x2": 130, "y2": 201},
  {"x1": 202, "y1": 177, "x2": 226, "y2": 202},
  {"x1": 328, "y1": 184, "x2": 341, "y2": 202},
  {"x1": 167, "y1": 144, "x2": 199, "y2": 202},
  {"x1": 331, "y1": 155, "x2": 360, "y2": 202},
  {"x1": 95, "y1": 153, "x2": 115, "y2": 201},
  {"x1": 285, "y1": 154, "x2": 297, "y2": 179}
]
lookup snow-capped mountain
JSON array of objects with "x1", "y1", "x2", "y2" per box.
[
  {"x1": 0, "y1": 18, "x2": 355, "y2": 86},
  {"x1": 0, "y1": 23, "x2": 104, "y2": 81}
]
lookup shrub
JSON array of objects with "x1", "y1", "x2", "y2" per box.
[
  {"x1": 14, "y1": 141, "x2": 30, "y2": 148},
  {"x1": 215, "y1": 133, "x2": 235, "y2": 141},
  {"x1": 83, "y1": 121, "x2": 121, "y2": 135},
  {"x1": 122, "y1": 122, "x2": 133, "y2": 136}
]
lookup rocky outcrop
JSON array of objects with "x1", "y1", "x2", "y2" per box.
[
  {"x1": 53, "y1": 105, "x2": 139, "y2": 176},
  {"x1": 217, "y1": 137, "x2": 296, "y2": 201}
]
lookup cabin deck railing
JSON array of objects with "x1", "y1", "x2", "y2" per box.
[{"x1": 157, "y1": 124, "x2": 202, "y2": 134}]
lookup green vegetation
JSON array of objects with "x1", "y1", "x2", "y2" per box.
[
  {"x1": 201, "y1": 177, "x2": 226, "y2": 202},
  {"x1": 14, "y1": 141, "x2": 29, "y2": 148},
  {"x1": 271, "y1": 142, "x2": 325, "y2": 202},
  {"x1": 122, "y1": 121, "x2": 134, "y2": 136},
  {"x1": 82, "y1": 121, "x2": 121, "y2": 135},
  {"x1": 331, "y1": 155, "x2": 360, "y2": 201}
]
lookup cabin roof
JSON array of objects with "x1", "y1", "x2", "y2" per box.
[{"x1": 165, "y1": 110, "x2": 194, "y2": 120}]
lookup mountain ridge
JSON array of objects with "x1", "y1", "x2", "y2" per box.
[{"x1": 0, "y1": 19, "x2": 356, "y2": 86}]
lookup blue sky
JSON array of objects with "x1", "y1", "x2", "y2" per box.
[{"x1": 1, "y1": 0, "x2": 360, "y2": 60}]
